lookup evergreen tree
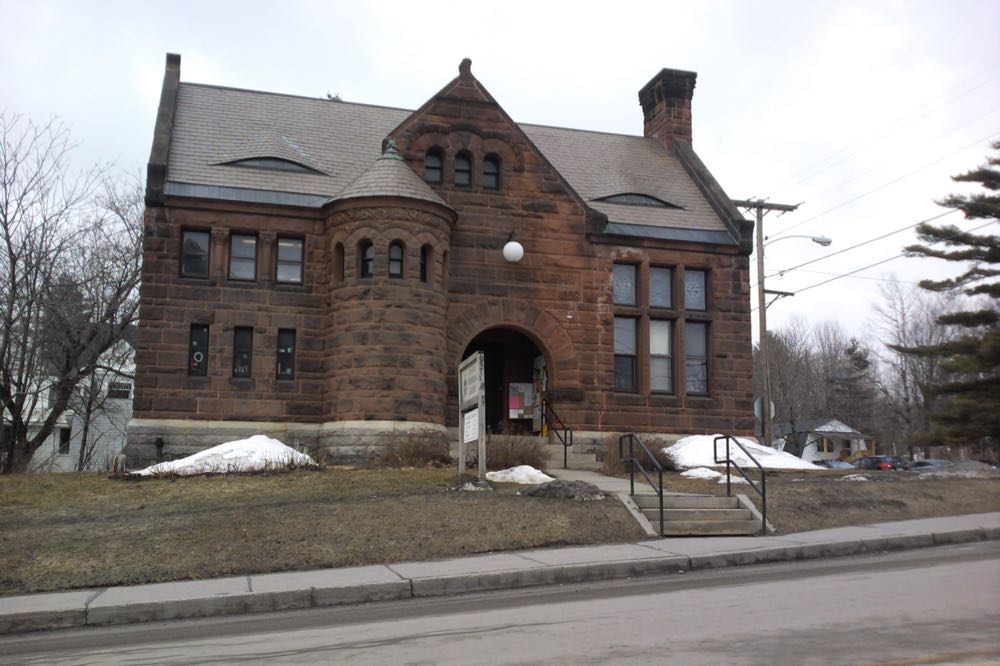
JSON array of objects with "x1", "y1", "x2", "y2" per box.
[{"x1": 895, "y1": 141, "x2": 1000, "y2": 456}]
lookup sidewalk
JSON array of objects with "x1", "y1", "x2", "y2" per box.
[{"x1": 2, "y1": 510, "x2": 997, "y2": 635}]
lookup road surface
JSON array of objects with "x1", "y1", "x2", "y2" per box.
[{"x1": 2, "y1": 542, "x2": 998, "y2": 665}]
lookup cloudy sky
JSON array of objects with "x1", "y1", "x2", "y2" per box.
[{"x1": 4, "y1": 0, "x2": 998, "y2": 343}]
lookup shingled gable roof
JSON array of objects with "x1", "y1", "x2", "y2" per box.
[{"x1": 154, "y1": 56, "x2": 744, "y2": 245}]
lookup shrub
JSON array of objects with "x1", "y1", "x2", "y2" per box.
[
  {"x1": 375, "y1": 432, "x2": 452, "y2": 468},
  {"x1": 600, "y1": 434, "x2": 678, "y2": 476},
  {"x1": 473, "y1": 435, "x2": 548, "y2": 471}
]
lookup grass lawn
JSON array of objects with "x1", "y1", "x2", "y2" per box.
[
  {"x1": 0, "y1": 468, "x2": 644, "y2": 595},
  {"x1": 1, "y1": 467, "x2": 996, "y2": 596}
]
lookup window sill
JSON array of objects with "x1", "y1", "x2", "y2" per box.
[{"x1": 229, "y1": 378, "x2": 253, "y2": 389}]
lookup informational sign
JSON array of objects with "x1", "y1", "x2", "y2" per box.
[
  {"x1": 463, "y1": 408, "x2": 480, "y2": 443},
  {"x1": 460, "y1": 359, "x2": 482, "y2": 409},
  {"x1": 457, "y1": 352, "x2": 486, "y2": 481},
  {"x1": 508, "y1": 383, "x2": 534, "y2": 420}
]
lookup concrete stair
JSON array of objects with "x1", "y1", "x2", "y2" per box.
[
  {"x1": 543, "y1": 442, "x2": 602, "y2": 471},
  {"x1": 633, "y1": 494, "x2": 762, "y2": 536}
]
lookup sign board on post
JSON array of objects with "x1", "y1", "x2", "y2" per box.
[{"x1": 458, "y1": 351, "x2": 486, "y2": 481}]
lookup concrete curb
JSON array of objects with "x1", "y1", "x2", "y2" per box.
[{"x1": 1, "y1": 513, "x2": 998, "y2": 636}]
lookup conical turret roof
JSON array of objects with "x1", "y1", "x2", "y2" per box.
[{"x1": 329, "y1": 140, "x2": 451, "y2": 209}]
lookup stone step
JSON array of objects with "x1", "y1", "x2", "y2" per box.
[
  {"x1": 642, "y1": 508, "x2": 753, "y2": 522},
  {"x1": 633, "y1": 494, "x2": 740, "y2": 510},
  {"x1": 658, "y1": 520, "x2": 763, "y2": 537}
]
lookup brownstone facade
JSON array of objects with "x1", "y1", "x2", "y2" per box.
[{"x1": 127, "y1": 56, "x2": 754, "y2": 465}]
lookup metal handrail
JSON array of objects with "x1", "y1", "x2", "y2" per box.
[
  {"x1": 713, "y1": 435, "x2": 767, "y2": 535},
  {"x1": 541, "y1": 398, "x2": 574, "y2": 468},
  {"x1": 619, "y1": 433, "x2": 664, "y2": 536}
]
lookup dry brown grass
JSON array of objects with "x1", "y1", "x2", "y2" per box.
[
  {"x1": 477, "y1": 435, "x2": 548, "y2": 471},
  {"x1": 374, "y1": 432, "x2": 452, "y2": 468},
  {"x1": 0, "y1": 468, "x2": 643, "y2": 596}
]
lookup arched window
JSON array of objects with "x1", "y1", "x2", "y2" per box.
[
  {"x1": 420, "y1": 245, "x2": 432, "y2": 283},
  {"x1": 454, "y1": 151, "x2": 472, "y2": 187},
  {"x1": 483, "y1": 155, "x2": 500, "y2": 191},
  {"x1": 359, "y1": 240, "x2": 374, "y2": 278},
  {"x1": 425, "y1": 149, "x2": 443, "y2": 184},
  {"x1": 388, "y1": 241, "x2": 404, "y2": 278},
  {"x1": 333, "y1": 243, "x2": 344, "y2": 282}
]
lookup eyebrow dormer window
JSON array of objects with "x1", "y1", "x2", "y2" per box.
[
  {"x1": 221, "y1": 157, "x2": 323, "y2": 174},
  {"x1": 483, "y1": 156, "x2": 500, "y2": 191},
  {"x1": 454, "y1": 152, "x2": 472, "y2": 187},
  {"x1": 425, "y1": 149, "x2": 443, "y2": 184},
  {"x1": 595, "y1": 193, "x2": 682, "y2": 209}
]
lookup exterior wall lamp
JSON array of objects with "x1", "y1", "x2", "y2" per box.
[{"x1": 502, "y1": 231, "x2": 524, "y2": 263}]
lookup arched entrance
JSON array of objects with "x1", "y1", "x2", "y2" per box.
[{"x1": 462, "y1": 328, "x2": 547, "y2": 435}]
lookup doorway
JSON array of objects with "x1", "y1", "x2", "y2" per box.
[{"x1": 463, "y1": 328, "x2": 546, "y2": 435}]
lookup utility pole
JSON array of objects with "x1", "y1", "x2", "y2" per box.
[{"x1": 732, "y1": 199, "x2": 800, "y2": 449}]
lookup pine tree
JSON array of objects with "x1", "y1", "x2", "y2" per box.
[{"x1": 895, "y1": 141, "x2": 1000, "y2": 456}]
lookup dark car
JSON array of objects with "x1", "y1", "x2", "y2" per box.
[
  {"x1": 853, "y1": 455, "x2": 908, "y2": 471},
  {"x1": 909, "y1": 459, "x2": 952, "y2": 471},
  {"x1": 814, "y1": 460, "x2": 855, "y2": 469}
]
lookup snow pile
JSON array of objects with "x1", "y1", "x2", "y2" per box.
[
  {"x1": 665, "y1": 435, "x2": 822, "y2": 470},
  {"x1": 682, "y1": 467, "x2": 722, "y2": 480},
  {"x1": 485, "y1": 465, "x2": 554, "y2": 484},
  {"x1": 135, "y1": 435, "x2": 315, "y2": 476},
  {"x1": 838, "y1": 474, "x2": 870, "y2": 482}
]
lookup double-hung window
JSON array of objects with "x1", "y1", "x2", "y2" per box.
[
  {"x1": 613, "y1": 317, "x2": 637, "y2": 391},
  {"x1": 181, "y1": 230, "x2": 210, "y2": 277},
  {"x1": 685, "y1": 321, "x2": 709, "y2": 394},
  {"x1": 276, "y1": 237, "x2": 304, "y2": 284},
  {"x1": 277, "y1": 329, "x2": 295, "y2": 379},
  {"x1": 229, "y1": 234, "x2": 257, "y2": 280},
  {"x1": 189, "y1": 324, "x2": 209, "y2": 376},
  {"x1": 233, "y1": 327, "x2": 252, "y2": 378}
]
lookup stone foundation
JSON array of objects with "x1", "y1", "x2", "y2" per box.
[{"x1": 125, "y1": 418, "x2": 448, "y2": 469}]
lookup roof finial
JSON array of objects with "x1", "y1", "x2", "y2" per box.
[
  {"x1": 459, "y1": 58, "x2": 472, "y2": 80},
  {"x1": 381, "y1": 138, "x2": 403, "y2": 161}
]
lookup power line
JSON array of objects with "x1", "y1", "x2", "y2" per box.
[
  {"x1": 765, "y1": 61, "x2": 1000, "y2": 193},
  {"x1": 791, "y1": 220, "x2": 998, "y2": 296},
  {"x1": 752, "y1": 219, "x2": 997, "y2": 310},
  {"x1": 792, "y1": 269, "x2": 921, "y2": 285},
  {"x1": 765, "y1": 209, "x2": 960, "y2": 280},
  {"x1": 799, "y1": 105, "x2": 1000, "y2": 204},
  {"x1": 768, "y1": 131, "x2": 999, "y2": 239}
]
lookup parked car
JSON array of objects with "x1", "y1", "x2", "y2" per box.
[
  {"x1": 909, "y1": 459, "x2": 952, "y2": 471},
  {"x1": 853, "y1": 456, "x2": 908, "y2": 471},
  {"x1": 814, "y1": 460, "x2": 855, "y2": 469}
]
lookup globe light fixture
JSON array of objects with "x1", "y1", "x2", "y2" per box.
[{"x1": 502, "y1": 231, "x2": 524, "y2": 262}]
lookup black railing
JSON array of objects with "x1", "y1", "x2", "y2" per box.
[
  {"x1": 619, "y1": 433, "x2": 664, "y2": 536},
  {"x1": 713, "y1": 435, "x2": 767, "y2": 535},
  {"x1": 541, "y1": 398, "x2": 573, "y2": 468}
]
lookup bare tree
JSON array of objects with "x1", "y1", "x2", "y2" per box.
[
  {"x1": 871, "y1": 278, "x2": 958, "y2": 456},
  {"x1": 0, "y1": 113, "x2": 142, "y2": 473}
]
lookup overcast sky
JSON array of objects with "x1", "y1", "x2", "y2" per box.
[{"x1": 4, "y1": 0, "x2": 998, "y2": 344}]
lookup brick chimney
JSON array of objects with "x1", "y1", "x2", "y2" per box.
[{"x1": 638, "y1": 68, "x2": 697, "y2": 150}]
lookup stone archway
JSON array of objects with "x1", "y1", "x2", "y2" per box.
[
  {"x1": 463, "y1": 327, "x2": 545, "y2": 434},
  {"x1": 447, "y1": 298, "x2": 579, "y2": 390}
]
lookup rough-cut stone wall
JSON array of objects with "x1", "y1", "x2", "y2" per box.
[
  {"x1": 325, "y1": 201, "x2": 453, "y2": 425},
  {"x1": 133, "y1": 202, "x2": 327, "y2": 424}
]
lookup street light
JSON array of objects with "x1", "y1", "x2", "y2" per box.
[
  {"x1": 764, "y1": 234, "x2": 832, "y2": 248},
  {"x1": 756, "y1": 232, "x2": 832, "y2": 448}
]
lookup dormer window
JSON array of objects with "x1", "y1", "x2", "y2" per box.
[
  {"x1": 220, "y1": 157, "x2": 323, "y2": 174},
  {"x1": 454, "y1": 151, "x2": 472, "y2": 187},
  {"x1": 595, "y1": 193, "x2": 682, "y2": 209},
  {"x1": 483, "y1": 155, "x2": 500, "y2": 191},
  {"x1": 425, "y1": 149, "x2": 443, "y2": 184}
]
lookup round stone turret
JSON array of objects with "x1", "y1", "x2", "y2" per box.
[{"x1": 324, "y1": 141, "x2": 456, "y2": 430}]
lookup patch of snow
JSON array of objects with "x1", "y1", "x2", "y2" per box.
[
  {"x1": 719, "y1": 475, "x2": 748, "y2": 484},
  {"x1": 460, "y1": 481, "x2": 493, "y2": 492},
  {"x1": 838, "y1": 474, "x2": 870, "y2": 482},
  {"x1": 665, "y1": 434, "x2": 822, "y2": 470},
  {"x1": 485, "y1": 465, "x2": 554, "y2": 484},
  {"x1": 135, "y1": 435, "x2": 314, "y2": 476},
  {"x1": 681, "y1": 467, "x2": 722, "y2": 480}
]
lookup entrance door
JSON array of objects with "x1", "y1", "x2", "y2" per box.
[{"x1": 463, "y1": 328, "x2": 545, "y2": 435}]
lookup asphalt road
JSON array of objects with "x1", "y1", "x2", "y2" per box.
[{"x1": 3, "y1": 542, "x2": 998, "y2": 665}]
